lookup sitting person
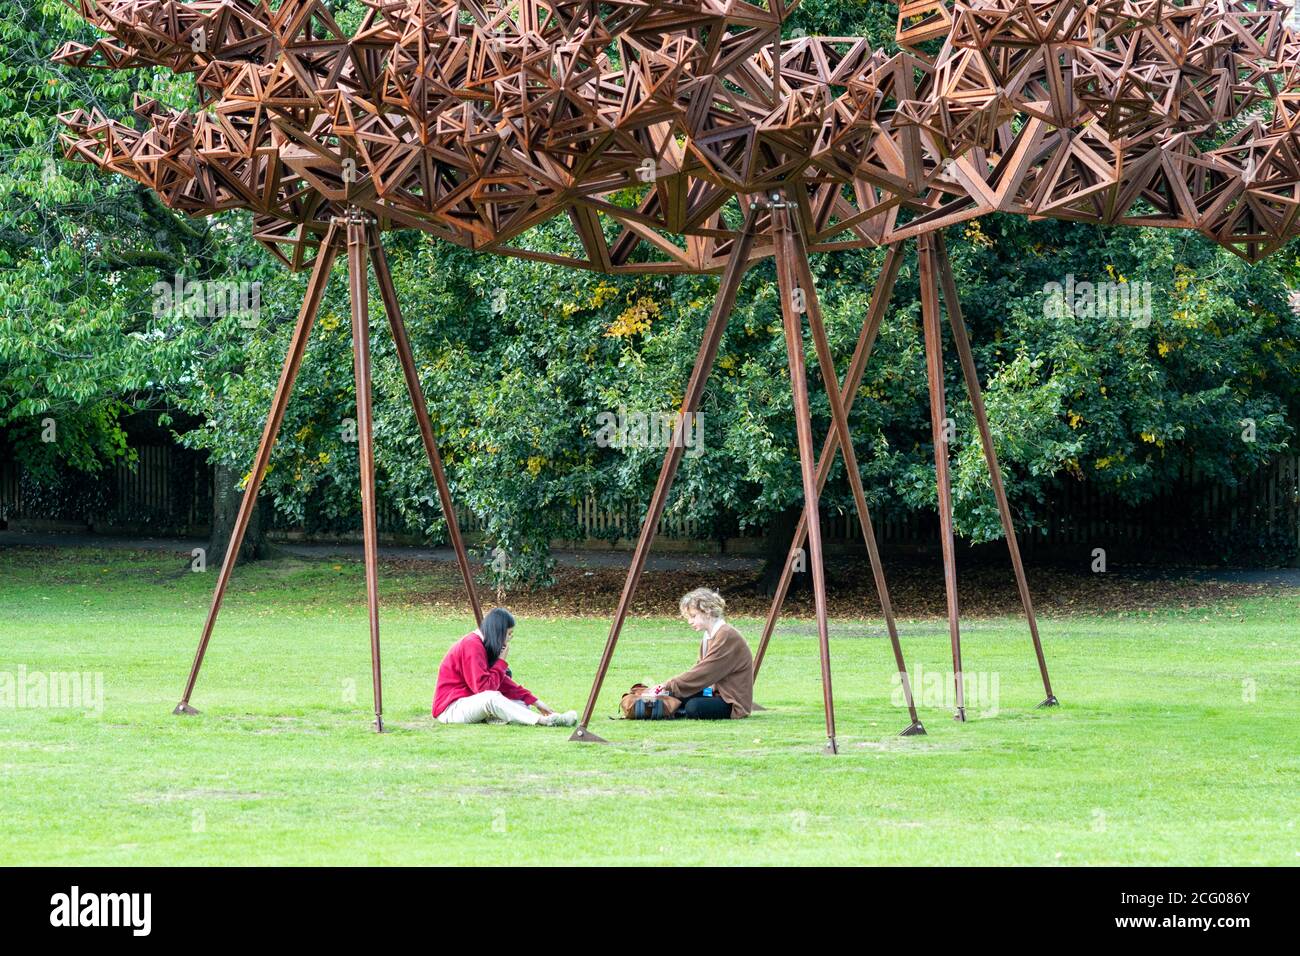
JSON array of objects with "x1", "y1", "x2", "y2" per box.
[
  {"x1": 432, "y1": 607, "x2": 576, "y2": 726},
  {"x1": 651, "y1": 588, "x2": 753, "y2": 719}
]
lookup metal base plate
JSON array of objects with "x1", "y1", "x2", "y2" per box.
[
  {"x1": 953, "y1": 707, "x2": 967, "y2": 722},
  {"x1": 374, "y1": 715, "x2": 385, "y2": 733},
  {"x1": 569, "y1": 726, "x2": 610, "y2": 744},
  {"x1": 1037, "y1": 695, "x2": 1060, "y2": 708},
  {"x1": 172, "y1": 702, "x2": 201, "y2": 716},
  {"x1": 822, "y1": 737, "x2": 839, "y2": 755},
  {"x1": 899, "y1": 720, "x2": 926, "y2": 736}
]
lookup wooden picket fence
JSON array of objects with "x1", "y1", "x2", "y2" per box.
[
  {"x1": 1028, "y1": 456, "x2": 1300, "y2": 558},
  {"x1": 2, "y1": 448, "x2": 1297, "y2": 560},
  {"x1": 447, "y1": 497, "x2": 709, "y2": 543},
  {"x1": 0, "y1": 444, "x2": 211, "y2": 534}
]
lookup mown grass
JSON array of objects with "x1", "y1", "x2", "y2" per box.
[{"x1": 1, "y1": 546, "x2": 1296, "y2": 865}]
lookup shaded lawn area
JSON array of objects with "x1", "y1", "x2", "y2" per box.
[{"x1": 0, "y1": 546, "x2": 1296, "y2": 865}]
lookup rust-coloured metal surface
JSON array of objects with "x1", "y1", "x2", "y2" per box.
[{"x1": 56, "y1": 1, "x2": 1300, "y2": 270}]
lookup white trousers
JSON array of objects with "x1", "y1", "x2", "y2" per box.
[{"x1": 437, "y1": 690, "x2": 540, "y2": 726}]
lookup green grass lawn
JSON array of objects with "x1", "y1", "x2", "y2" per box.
[{"x1": 1, "y1": 546, "x2": 1296, "y2": 865}]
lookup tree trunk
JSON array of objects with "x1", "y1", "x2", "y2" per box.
[
  {"x1": 756, "y1": 505, "x2": 809, "y2": 597},
  {"x1": 210, "y1": 460, "x2": 266, "y2": 566}
]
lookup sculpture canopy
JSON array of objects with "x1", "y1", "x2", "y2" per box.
[{"x1": 54, "y1": 0, "x2": 1300, "y2": 272}]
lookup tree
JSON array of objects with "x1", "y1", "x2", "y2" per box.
[{"x1": 0, "y1": 0, "x2": 274, "y2": 555}]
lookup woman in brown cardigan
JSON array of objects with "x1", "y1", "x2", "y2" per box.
[{"x1": 652, "y1": 588, "x2": 754, "y2": 719}]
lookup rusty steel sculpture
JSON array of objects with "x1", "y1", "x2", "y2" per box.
[{"x1": 53, "y1": 0, "x2": 1300, "y2": 749}]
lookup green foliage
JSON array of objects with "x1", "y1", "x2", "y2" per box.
[
  {"x1": 3, "y1": 0, "x2": 1299, "y2": 585},
  {"x1": 0, "y1": 0, "x2": 269, "y2": 477},
  {"x1": 939, "y1": 217, "x2": 1300, "y2": 539}
]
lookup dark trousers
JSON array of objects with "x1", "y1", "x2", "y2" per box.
[{"x1": 680, "y1": 692, "x2": 732, "y2": 720}]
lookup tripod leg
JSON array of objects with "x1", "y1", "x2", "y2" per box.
[
  {"x1": 772, "y1": 198, "x2": 838, "y2": 754},
  {"x1": 919, "y1": 233, "x2": 965, "y2": 722},
  {"x1": 174, "y1": 224, "x2": 342, "y2": 715},
  {"x1": 933, "y1": 234, "x2": 1056, "y2": 707},
  {"x1": 347, "y1": 213, "x2": 385, "y2": 733},
  {"x1": 753, "y1": 245, "x2": 904, "y2": 679},
  {"x1": 570, "y1": 206, "x2": 761, "y2": 742},
  {"x1": 787, "y1": 227, "x2": 923, "y2": 735},
  {"x1": 368, "y1": 226, "x2": 484, "y2": 626}
]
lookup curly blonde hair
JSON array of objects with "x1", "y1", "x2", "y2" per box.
[{"x1": 679, "y1": 587, "x2": 726, "y2": 620}]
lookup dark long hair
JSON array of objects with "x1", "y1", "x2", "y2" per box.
[{"x1": 479, "y1": 607, "x2": 516, "y2": 666}]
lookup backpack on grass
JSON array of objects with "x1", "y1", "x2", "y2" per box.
[{"x1": 619, "y1": 684, "x2": 682, "y2": 720}]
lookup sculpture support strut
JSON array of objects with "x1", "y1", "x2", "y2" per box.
[
  {"x1": 772, "y1": 194, "x2": 838, "y2": 754},
  {"x1": 174, "y1": 212, "x2": 483, "y2": 726},
  {"x1": 347, "y1": 211, "x2": 385, "y2": 733},
  {"x1": 571, "y1": 200, "x2": 919, "y2": 750},
  {"x1": 569, "y1": 208, "x2": 761, "y2": 744},
  {"x1": 752, "y1": 235, "x2": 1056, "y2": 719},
  {"x1": 368, "y1": 224, "x2": 483, "y2": 628},
  {"x1": 784, "y1": 224, "x2": 922, "y2": 736},
  {"x1": 932, "y1": 235, "x2": 1056, "y2": 707},
  {"x1": 174, "y1": 222, "x2": 342, "y2": 717},
  {"x1": 919, "y1": 233, "x2": 966, "y2": 721},
  {"x1": 751, "y1": 245, "x2": 905, "y2": 680}
]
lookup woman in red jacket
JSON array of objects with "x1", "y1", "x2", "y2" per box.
[{"x1": 433, "y1": 607, "x2": 577, "y2": 726}]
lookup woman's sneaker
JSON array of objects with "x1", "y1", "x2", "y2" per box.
[{"x1": 540, "y1": 710, "x2": 578, "y2": 727}]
